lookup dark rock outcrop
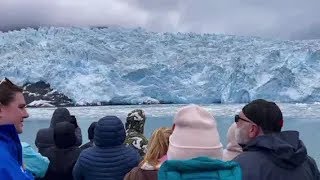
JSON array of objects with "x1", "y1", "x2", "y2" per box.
[{"x1": 23, "y1": 81, "x2": 75, "y2": 107}]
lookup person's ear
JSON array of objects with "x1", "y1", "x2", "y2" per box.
[{"x1": 248, "y1": 124, "x2": 260, "y2": 138}]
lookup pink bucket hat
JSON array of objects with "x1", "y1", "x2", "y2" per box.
[{"x1": 167, "y1": 104, "x2": 223, "y2": 160}]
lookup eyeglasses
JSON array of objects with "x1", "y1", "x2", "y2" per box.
[
  {"x1": 235, "y1": 115, "x2": 252, "y2": 123},
  {"x1": 0, "y1": 77, "x2": 14, "y2": 86}
]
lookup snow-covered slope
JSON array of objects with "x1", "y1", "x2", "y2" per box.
[{"x1": 1, "y1": 27, "x2": 320, "y2": 104}]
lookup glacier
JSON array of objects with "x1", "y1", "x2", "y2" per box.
[{"x1": 1, "y1": 27, "x2": 320, "y2": 104}]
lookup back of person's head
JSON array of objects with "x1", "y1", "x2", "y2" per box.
[
  {"x1": 0, "y1": 77, "x2": 23, "y2": 106},
  {"x1": 35, "y1": 128, "x2": 54, "y2": 150},
  {"x1": 242, "y1": 99, "x2": 283, "y2": 134},
  {"x1": 167, "y1": 104, "x2": 223, "y2": 160},
  {"x1": 94, "y1": 116, "x2": 126, "y2": 148},
  {"x1": 88, "y1": 122, "x2": 97, "y2": 140},
  {"x1": 54, "y1": 121, "x2": 76, "y2": 149},
  {"x1": 50, "y1": 108, "x2": 71, "y2": 128},
  {"x1": 223, "y1": 123, "x2": 242, "y2": 161},
  {"x1": 142, "y1": 127, "x2": 172, "y2": 167},
  {"x1": 125, "y1": 109, "x2": 146, "y2": 134}
]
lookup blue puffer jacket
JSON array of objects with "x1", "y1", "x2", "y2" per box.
[
  {"x1": 158, "y1": 156, "x2": 242, "y2": 180},
  {"x1": 73, "y1": 116, "x2": 140, "y2": 180},
  {"x1": 0, "y1": 124, "x2": 34, "y2": 180}
]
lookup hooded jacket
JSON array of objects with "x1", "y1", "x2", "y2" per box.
[
  {"x1": 41, "y1": 122, "x2": 81, "y2": 180},
  {"x1": 35, "y1": 108, "x2": 82, "y2": 154},
  {"x1": 21, "y1": 142, "x2": 49, "y2": 178},
  {"x1": 0, "y1": 124, "x2": 34, "y2": 180},
  {"x1": 233, "y1": 131, "x2": 320, "y2": 180},
  {"x1": 158, "y1": 156, "x2": 242, "y2": 180},
  {"x1": 124, "y1": 109, "x2": 148, "y2": 157},
  {"x1": 73, "y1": 116, "x2": 140, "y2": 180}
]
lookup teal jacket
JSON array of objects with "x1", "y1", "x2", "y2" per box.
[
  {"x1": 158, "y1": 157, "x2": 242, "y2": 180},
  {"x1": 21, "y1": 142, "x2": 49, "y2": 178}
]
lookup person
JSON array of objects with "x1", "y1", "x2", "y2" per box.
[
  {"x1": 124, "y1": 127, "x2": 172, "y2": 180},
  {"x1": 41, "y1": 121, "x2": 81, "y2": 180},
  {"x1": 233, "y1": 99, "x2": 320, "y2": 180},
  {"x1": 125, "y1": 109, "x2": 148, "y2": 157},
  {"x1": 158, "y1": 104, "x2": 241, "y2": 180},
  {"x1": 35, "y1": 108, "x2": 82, "y2": 154},
  {"x1": 21, "y1": 142, "x2": 50, "y2": 178},
  {"x1": 0, "y1": 77, "x2": 34, "y2": 179},
  {"x1": 73, "y1": 116, "x2": 140, "y2": 180},
  {"x1": 222, "y1": 122, "x2": 242, "y2": 161},
  {"x1": 80, "y1": 121, "x2": 97, "y2": 151}
]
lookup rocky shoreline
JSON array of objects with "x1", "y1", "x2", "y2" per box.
[{"x1": 23, "y1": 81, "x2": 167, "y2": 107}]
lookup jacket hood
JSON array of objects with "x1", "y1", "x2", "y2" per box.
[
  {"x1": 50, "y1": 108, "x2": 71, "y2": 128},
  {"x1": 244, "y1": 131, "x2": 307, "y2": 169},
  {"x1": 158, "y1": 156, "x2": 242, "y2": 180},
  {"x1": 0, "y1": 124, "x2": 23, "y2": 166},
  {"x1": 94, "y1": 116, "x2": 126, "y2": 147},
  {"x1": 125, "y1": 109, "x2": 146, "y2": 134},
  {"x1": 54, "y1": 122, "x2": 76, "y2": 149},
  {"x1": 35, "y1": 128, "x2": 54, "y2": 149}
]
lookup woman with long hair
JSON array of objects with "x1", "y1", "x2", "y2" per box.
[{"x1": 125, "y1": 127, "x2": 172, "y2": 180}]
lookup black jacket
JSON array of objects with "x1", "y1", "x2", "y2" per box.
[
  {"x1": 35, "y1": 108, "x2": 82, "y2": 154},
  {"x1": 80, "y1": 141, "x2": 93, "y2": 151},
  {"x1": 42, "y1": 122, "x2": 81, "y2": 180},
  {"x1": 233, "y1": 131, "x2": 320, "y2": 180}
]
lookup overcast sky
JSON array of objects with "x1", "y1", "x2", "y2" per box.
[{"x1": 1, "y1": 0, "x2": 320, "y2": 40}]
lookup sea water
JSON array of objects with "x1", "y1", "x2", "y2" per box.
[{"x1": 20, "y1": 103, "x2": 320, "y2": 165}]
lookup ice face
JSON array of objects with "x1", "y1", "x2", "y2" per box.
[{"x1": 1, "y1": 27, "x2": 320, "y2": 104}]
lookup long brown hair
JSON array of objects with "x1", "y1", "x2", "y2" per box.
[{"x1": 141, "y1": 127, "x2": 172, "y2": 167}]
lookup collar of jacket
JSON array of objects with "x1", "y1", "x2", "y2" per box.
[{"x1": 0, "y1": 124, "x2": 23, "y2": 166}]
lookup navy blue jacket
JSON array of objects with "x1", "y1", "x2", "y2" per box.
[
  {"x1": 233, "y1": 131, "x2": 320, "y2": 180},
  {"x1": 0, "y1": 124, "x2": 34, "y2": 180},
  {"x1": 73, "y1": 116, "x2": 140, "y2": 180}
]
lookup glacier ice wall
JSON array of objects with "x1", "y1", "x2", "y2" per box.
[{"x1": 1, "y1": 27, "x2": 320, "y2": 104}]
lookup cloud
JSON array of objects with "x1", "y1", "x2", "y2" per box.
[{"x1": 0, "y1": 0, "x2": 320, "y2": 39}]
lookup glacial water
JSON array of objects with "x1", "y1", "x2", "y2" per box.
[{"x1": 20, "y1": 103, "x2": 320, "y2": 166}]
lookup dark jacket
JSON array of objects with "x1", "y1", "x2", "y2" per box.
[
  {"x1": 73, "y1": 116, "x2": 140, "y2": 180},
  {"x1": 35, "y1": 108, "x2": 82, "y2": 154},
  {"x1": 124, "y1": 167, "x2": 158, "y2": 180},
  {"x1": 80, "y1": 141, "x2": 93, "y2": 151},
  {"x1": 0, "y1": 124, "x2": 34, "y2": 180},
  {"x1": 233, "y1": 131, "x2": 320, "y2": 180},
  {"x1": 42, "y1": 122, "x2": 81, "y2": 180}
]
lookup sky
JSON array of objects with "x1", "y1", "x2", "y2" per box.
[{"x1": 0, "y1": 0, "x2": 320, "y2": 40}]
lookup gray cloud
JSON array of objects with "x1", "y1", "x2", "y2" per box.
[{"x1": 0, "y1": 0, "x2": 319, "y2": 40}]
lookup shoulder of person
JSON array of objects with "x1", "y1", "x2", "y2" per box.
[{"x1": 233, "y1": 150, "x2": 267, "y2": 164}]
